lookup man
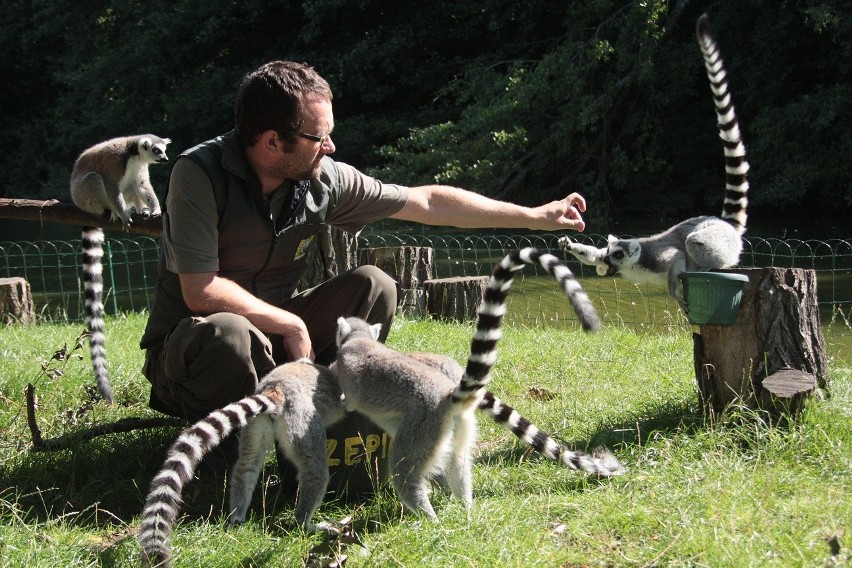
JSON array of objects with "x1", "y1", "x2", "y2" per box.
[{"x1": 140, "y1": 60, "x2": 587, "y2": 453}]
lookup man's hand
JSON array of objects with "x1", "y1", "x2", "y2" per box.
[
  {"x1": 280, "y1": 316, "x2": 315, "y2": 361},
  {"x1": 531, "y1": 193, "x2": 587, "y2": 231}
]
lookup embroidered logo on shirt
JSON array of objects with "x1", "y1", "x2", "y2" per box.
[{"x1": 294, "y1": 235, "x2": 316, "y2": 260}]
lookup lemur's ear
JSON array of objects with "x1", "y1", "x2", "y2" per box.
[{"x1": 370, "y1": 322, "x2": 383, "y2": 340}]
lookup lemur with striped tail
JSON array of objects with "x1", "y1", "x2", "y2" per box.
[
  {"x1": 69, "y1": 134, "x2": 171, "y2": 403},
  {"x1": 559, "y1": 13, "x2": 749, "y2": 310},
  {"x1": 138, "y1": 249, "x2": 622, "y2": 566},
  {"x1": 406, "y1": 351, "x2": 620, "y2": 472},
  {"x1": 332, "y1": 247, "x2": 620, "y2": 520},
  {"x1": 138, "y1": 359, "x2": 343, "y2": 567}
]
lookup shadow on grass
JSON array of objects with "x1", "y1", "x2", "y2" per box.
[
  {"x1": 475, "y1": 396, "x2": 707, "y2": 489},
  {"x1": 2, "y1": 414, "x2": 393, "y2": 540},
  {"x1": 602, "y1": 398, "x2": 708, "y2": 448},
  {"x1": 3, "y1": 422, "x2": 228, "y2": 525}
]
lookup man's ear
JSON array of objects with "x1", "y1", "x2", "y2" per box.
[{"x1": 257, "y1": 130, "x2": 283, "y2": 155}]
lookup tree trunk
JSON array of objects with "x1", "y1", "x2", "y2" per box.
[
  {"x1": 693, "y1": 268, "x2": 827, "y2": 415},
  {"x1": 359, "y1": 246, "x2": 434, "y2": 289},
  {"x1": 0, "y1": 277, "x2": 35, "y2": 324},
  {"x1": 359, "y1": 246, "x2": 435, "y2": 316},
  {"x1": 299, "y1": 226, "x2": 358, "y2": 289},
  {"x1": 424, "y1": 276, "x2": 489, "y2": 322}
]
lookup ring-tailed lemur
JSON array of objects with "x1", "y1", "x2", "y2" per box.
[
  {"x1": 138, "y1": 249, "x2": 621, "y2": 566},
  {"x1": 138, "y1": 355, "x2": 621, "y2": 565},
  {"x1": 559, "y1": 13, "x2": 749, "y2": 309},
  {"x1": 69, "y1": 134, "x2": 171, "y2": 403},
  {"x1": 138, "y1": 359, "x2": 343, "y2": 567},
  {"x1": 332, "y1": 247, "x2": 618, "y2": 520},
  {"x1": 407, "y1": 351, "x2": 620, "y2": 471}
]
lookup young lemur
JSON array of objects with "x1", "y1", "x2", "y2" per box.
[
  {"x1": 69, "y1": 134, "x2": 171, "y2": 403},
  {"x1": 332, "y1": 247, "x2": 619, "y2": 520},
  {"x1": 559, "y1": 14, "x2": 749, "y2": 309},
  {"x1": 138, "y1": 248, "x2": 623, "y2": 566}
]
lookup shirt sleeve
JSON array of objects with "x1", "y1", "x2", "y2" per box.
[
  {"x1": 162, "y1": 157, "x2": 221, "y2": 274},
  {"x1": 323, "y1": 159, "x2": 409, "y2": 234}
]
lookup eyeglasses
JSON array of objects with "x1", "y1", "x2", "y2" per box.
[{"x1": 294, "y1": 130, "x2": 332, "y2": 145}]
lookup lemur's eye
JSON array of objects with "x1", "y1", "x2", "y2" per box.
[{"x1": 613, "y1": 251, "x2": 624, "y2": 260}]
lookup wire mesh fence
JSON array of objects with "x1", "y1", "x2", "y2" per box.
[
  {"x1": 0, "y1": 236, "x2": 161, "y2": 321},
  {"x1": 2, "y1": 232, "x2": 850, "y2": 347}
]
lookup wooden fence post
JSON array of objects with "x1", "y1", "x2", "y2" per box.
[{"x1": 692, "y1": 268, "x2": 828, "y2": 415}]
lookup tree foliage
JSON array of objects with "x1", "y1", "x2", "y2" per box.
[{"x1": 0, "y1": 0, "x2": 849, "y2": 235}]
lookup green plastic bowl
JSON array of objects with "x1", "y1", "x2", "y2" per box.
[{"x1": 678, "y1": 271, "x2": 749, "y2": 325}]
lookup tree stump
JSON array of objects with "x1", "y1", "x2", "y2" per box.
[
  {"x1": 0, "y1": 277, "x2": 35, "y2": 324},
  {"x1": 424, "y1": 276, "x2": 489, "y2": 322},
  {"x1": 299, "y1": 226, "x2": 358, "y2": 289},
  {"x1": 360, "y1": 246, "x2": 434, "y2": 316},
  {"x1": 692, "y1": 268, "x2": 828, "y2": 415}
]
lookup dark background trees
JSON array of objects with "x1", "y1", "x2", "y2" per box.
[{"x1": 1, "y1": 0, "x2": 849, "y2": 238}]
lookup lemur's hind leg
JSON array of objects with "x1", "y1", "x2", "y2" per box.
[{"x1": 228, "y1": 416, "x2": 275, "y2": 525}]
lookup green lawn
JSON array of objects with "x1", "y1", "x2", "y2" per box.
[{"x1": 1, "y1": 313, "x2": 850, "y2": 567}]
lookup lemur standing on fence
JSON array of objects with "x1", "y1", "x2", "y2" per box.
[
  {"x1": 69, "y1": 134, "x2": 171, "y2": 403},
  {"x1": 559, "y1": 13, "x2": 749, "y2": 310}
]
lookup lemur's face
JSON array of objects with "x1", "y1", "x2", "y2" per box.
[
  {"x1": 603, "y1": 235, "x2": 641, "y2": 276},
  {"x1": 138, "y1": 137, "x2": 171, "y2": 164}
]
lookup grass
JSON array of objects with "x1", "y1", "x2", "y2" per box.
[{"x1": 0, "y1": 312, "x2": 850, "y2": 567}]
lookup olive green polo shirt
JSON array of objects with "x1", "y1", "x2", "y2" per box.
[{"x1": 140, "y1": 130, "x2": 408, "y2": 350}]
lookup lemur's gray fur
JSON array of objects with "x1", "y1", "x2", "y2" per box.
[
  {"x1": 559, "y1": 14, "x2": 749, "y2": 309},
  {"x1": 332, "y1": 247, "x2": 617, "y2": 520},
  {"x1": 138, "y1": 248, "x2": 622, "y2": 566},
  {"x1": 69, "y1": 134, "x2": 170, "y2": 402},
  {"x1": 138, "y1": 360, "x2": 342, "y2": 567}
]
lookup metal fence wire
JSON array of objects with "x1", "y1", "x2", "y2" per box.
[{"x1": 2, "y1": 233, "x2": 850, "y2": 342}]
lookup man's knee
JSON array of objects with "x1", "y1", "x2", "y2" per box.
[
  {"x1": 350, "y1": 264, "x2": 398, "y2": 300},
  {"x1": 189, "y1": 312, "x2": 274, "y2": 370},
  {"x1": 159, "y1": 313, "x2": 275, "y2": 418},
  {"x1": 350, "y1": 264, "x2": 397, "y2": 310}
]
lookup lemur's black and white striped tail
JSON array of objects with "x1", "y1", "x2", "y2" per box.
[
  {"x1": 81, "y1": 226, "x2": 113, "y2": 403},
  {"x1": 138, "y1": 392, "x2": 279, "y2": 567},
  {"x1": 696, "y1": 13, "x2": 749, "y2": 235},
  {"x1": 452, "y1": 247, "x2": 600, "y2": 403},
  {"x1": 478, "y1": 392, "x2": 624, "y2": 476}
]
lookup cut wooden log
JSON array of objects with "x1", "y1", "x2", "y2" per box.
[
  {"x1": 0, "y1": 277, "x2": 35, "y2": 324},
  {"x1": 760, "y1": 369, "x2": 818, "y2": 416},
  {"x1": 398, "y1": 288, "x2": 426, "y2": 318},
  {"x1": 424, "y1": 276, "x2": 489, "y2": 322},
  {"x1": 693, "y1": 268, "x2": 828, "y2": 415},
  {"x1": 360, "y1": 246, "x2": 434, "y2": 315},
  {"x1": 359, "y1": 246, "x2": 434, "y2": 289}
]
